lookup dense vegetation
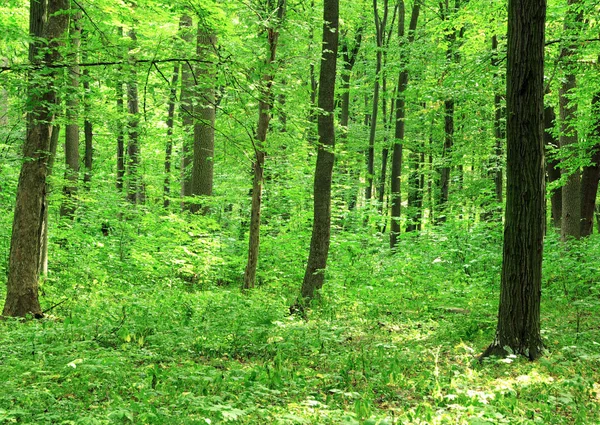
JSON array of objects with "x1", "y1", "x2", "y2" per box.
[{"x1": 1, "y1": 0, "x2": 600, "y2": 423}]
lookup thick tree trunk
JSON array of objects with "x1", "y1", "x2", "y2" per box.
[
  {"x1": 299, "y1": 0, "x2": 338, "y2": 302},
  {"x1": 481, "y1": 0, "x2": 546, "y2": 361},
  {"x1": 544, "y1": 104, "x2": 562, "y2": 228},
  {"x1": 390, "y1": 0, "x2": 420, "y2": 248},
  {"x1": 243, "y1": 0, "x2": 285, "y2": 289},
  {"x1": 3, "y1": 0, "x2": 69, "y2": 318},
  {"x1": 190, "y1": 28, "x2": 216, "y2": 214},
  {"x1": 580, "y1": 91, "x2": 600, "y2": 237},
  {"x1": 163, "y1": 63, "x2": 179, "y2": 208},
  {"x1": 559, "y1": 0, "x2": 582, "y2": 241},
  {"x1": 126, "y1": 28, "x2": 142, "y2": 204},
  {"x1": 60, "y1": 11, "x2": 81, "y2": 218},
  {"x1": 180, "y1": 15, "x2": 194, "y2": 207}
]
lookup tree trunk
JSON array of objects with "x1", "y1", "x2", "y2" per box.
[
  {"x1": 243, "y1": 0, "x2": 286, "y2": 289},
  {"x1": 3, "y1": 0, "x2": 69, "y2": 318},
  {"x1": 299, "y1": 0, "x2": 339, "y2": 302},
  {"x1": 40, "y1": 123, "x2": 60, "y2": 278},
  {"x1": 116, "y1": 29, "x2": 125, "y2": 192},
  {"x1": 126, "y1": 28, "x2": 142, "y2": 204},
  {"x1": 580, "y1": 91, "x2": 600, "y2": 237},
  {"x1": 60, "y1": 10, "x2": 81, "y2": 218},
  {"x1": 180, "y1": 15, "x2": 194, "y2": 208},
  {"x1": 366, "y1": 0, "x2": 390, "y2": 203},
  {"x1": 559, "y1": 0, "x2": 582, "y2": 241},
  {"x1": 190, "y1": 27, "x2": 216, "y2": 214},
  {"x1": 481, "y1": 0, "x2": 546, "y2": 361},
  {"x1": 544, "y1": 104, "x2": 562, "y2": 228},
  {"x1": 163, "y1": 62, "x2": 179, "y2": 208},
  {"x1": 390, "y1": 0, "x2": 420, "y2": 248},
  {"x1": 82, "y1": 30, "x2": 93, "y2": 187}
]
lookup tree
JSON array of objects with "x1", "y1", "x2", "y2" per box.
[
  {"x1": 180, "y1": 14, "x2": 194, "y2": 207},
  {"x1": 243, "y1": 0, "x2": 286, "y2": 289},
  {"x1": 390, "y1": 0, "x2": 420, "y2": 248},
  {"x1": 559, "y1": 0, "x2": 583, "y2": 241},
  {"x1": 126, "y1": 27, "x2": 142, "y2": 204},
  {"x1": 60, "y1": 8, "x2": 81, "y2": 218},
  {"x1": 481, "y1": 0, "x2": 546, "y2": 360},
  {"x1": 298, "y1": 0, "x2": 339, "y2": 302},
  {"x1": 190, "y1": 25, "x2": 216, "y2": 214},
  {"x1": 580, "y1": 89, "x2": 600, "y2": 237},
  {"x1": 3, "y1": 0, "x2": 69, "y2": 317}
]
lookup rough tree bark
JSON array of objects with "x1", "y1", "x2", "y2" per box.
[
  {"x1": 60, "y1": 10, "x2": 81, "y2": 218},
  {"x1": 243, "y1": 0, "x2": 286, "y2": 289},
  {"x1": 163, "y1": 62, "x2": 179, "y2": 208},
  {"x1": 180, "y1": 15, "x2": 194, "y2": 208},
  {"x1": 580, "y1": 90, "x2": 600, "y2": 237},
  {"x1": 559, "y1": 0, "x2": 582, "y2": 241},
  {"x1": 365, "y1": 0, "x2": 390, "y2": 202},
  {"x1": 3, "y1": 0, "x2": 69, "y2": 318},
  {"x1": 126, "y1": 28, "x2": 142, "y2": 204},
  {"x1": 544, "y1": 103, "x2": 562, "y2": 228},
  {"x1": 390, "y1": 0, "x2": 420, "y2": 248},
  {"x1": 190, "y1": 26, "x2": 216, "y2": 214},
  {"x1": 481, "y1": 0, "x2": 546, "y2": 361},
  {"x1": 298, "y1": 0, "x2": 339, "y2": 302}
]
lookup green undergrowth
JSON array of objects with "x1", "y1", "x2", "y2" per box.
[{"x1": 1, "y1": 217, "x2": 600, "y2": 424}]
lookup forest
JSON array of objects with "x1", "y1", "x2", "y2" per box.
[{"x1": 1, "y1": 0, "x2": 600, "y2": 423}]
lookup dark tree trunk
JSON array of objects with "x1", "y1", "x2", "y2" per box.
[
  {"x1": 116, "y1": 83, "x2": 125, "y2": 191},
  {"x1": 163, "y1": 62, "x2": 180, "y2": 208},
  {"x1": 82, "y1": 30, "x2": 93, "y2": 187},
  {"x1": 390, "y1": 0, "x2": 420, "y2": 248},
  {"x1": 559, "y1": 0, "x2": 582, "y2": 241},
  {"x1": 3, "y1": 0, "x2": 68, "y2": 318},
  {"x1": 481, "y1": 0, "x2": 546, "y2": 361},
  {"x1": 180, "y1": 15, "x2": 194, "y2": 208},
  {"x1": 299, "y1": 0, "x2": 339, "y2": 302},
  {"x1": 243, "y1": 0, "x2": 286, "y2": 289},
  {"x1": 60, "y1": 10, "x2": 81, "y2": 218},
  {"x1": 190, "y1": 28, "x2": 217, "y2": 214},
  {"x1": 126, "y1": 28, "x2": 142, "y2": 204},
  {"x1": 544, "y1": 104, "x2": 562, "y2": 228},
  {"x1": 580, "y1": 91, "x2": 600, "y2": 237}
]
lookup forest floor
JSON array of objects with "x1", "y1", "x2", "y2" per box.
[{"x1": 1, "y1": 219, "x2": 600, "y2": 424}]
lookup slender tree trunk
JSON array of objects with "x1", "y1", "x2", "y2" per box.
[
  {"x1": 390, "y1": 0, "x2": 420, "y2": 248},
  {"x1": 3, "y1": 0, "x2": 69, "y2": 318},
  {"x1": 559, "y1": 0, "x2": 582, "y2": 241},
  {"x1": 190, "y1": 27, "x2": 216, "y2": 214},
  {"x1": 82, "y1": 30, "x2": 93, "y2": 187},
  {"x1": 126, "y1": 28, "x2": 142, "y2": 204},
  {"x1": 116, "y1": 28, "x2": 125, "y2": 192},
  {"x1": 481, "y1": 0, "x2": 546, "y2": 361},
  {"x1": 580, "y1": 91, "x2": 600, "y2": 236},
  {"x1": 366, "y1": 0, "x2": 390, "y2": 203},
  {"x1": 116, "y1": 80, "x2": 125, "y2": 191},
  {"x1": 60, "y1": 10, "x2": 81, "y2": 218},
  {"x1": 40, "y1": 124, "x2": 60, "y2": 277},
  {"x1": 163, "y1": 62, "x2": 179, "y2": 209},
  {"x1": 180, "y1": 15, "x2": 194, "y2": 208},
  {"x1": 299, "y1": 0, "x2": 339, "y2": 302},
  {"x1": 243, "y1": 0, "x2": 286, "y2": 289},
  {"x1": 544, "y1": 103, "x2": 562, "y2": 228}
]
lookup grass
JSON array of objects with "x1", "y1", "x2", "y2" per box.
[{"x1": 1, "y1": 215, "x2": 600, "y2": 424}]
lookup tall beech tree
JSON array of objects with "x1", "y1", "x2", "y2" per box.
[
  {"x1": 481, "y1": 0, "x2": 546, "y2": 360},
  {"x1": 190, "y1": 25, "x2": 216, "y2": 215},
  {"x1": 390, "y1": 0, "x2": 420, "y2": 248},
  {"x1": 299, "y1": 0, "x2": 339, "y2": 302},
  {"x1": 559, "y1": 0, "x2": 583, "y2": 241},
  {"x1": 243, "y1": 0, "x2": 286, "y2": 289},
  {"x1": 3, "y1": 0, "x2": 69, "y2": 317},
  {"x1": 60, "y1": 9, "x2": 81, "y2": 218},
  {"x1": 580, "y1": 90, "x2": 600, "y2": 237}
]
